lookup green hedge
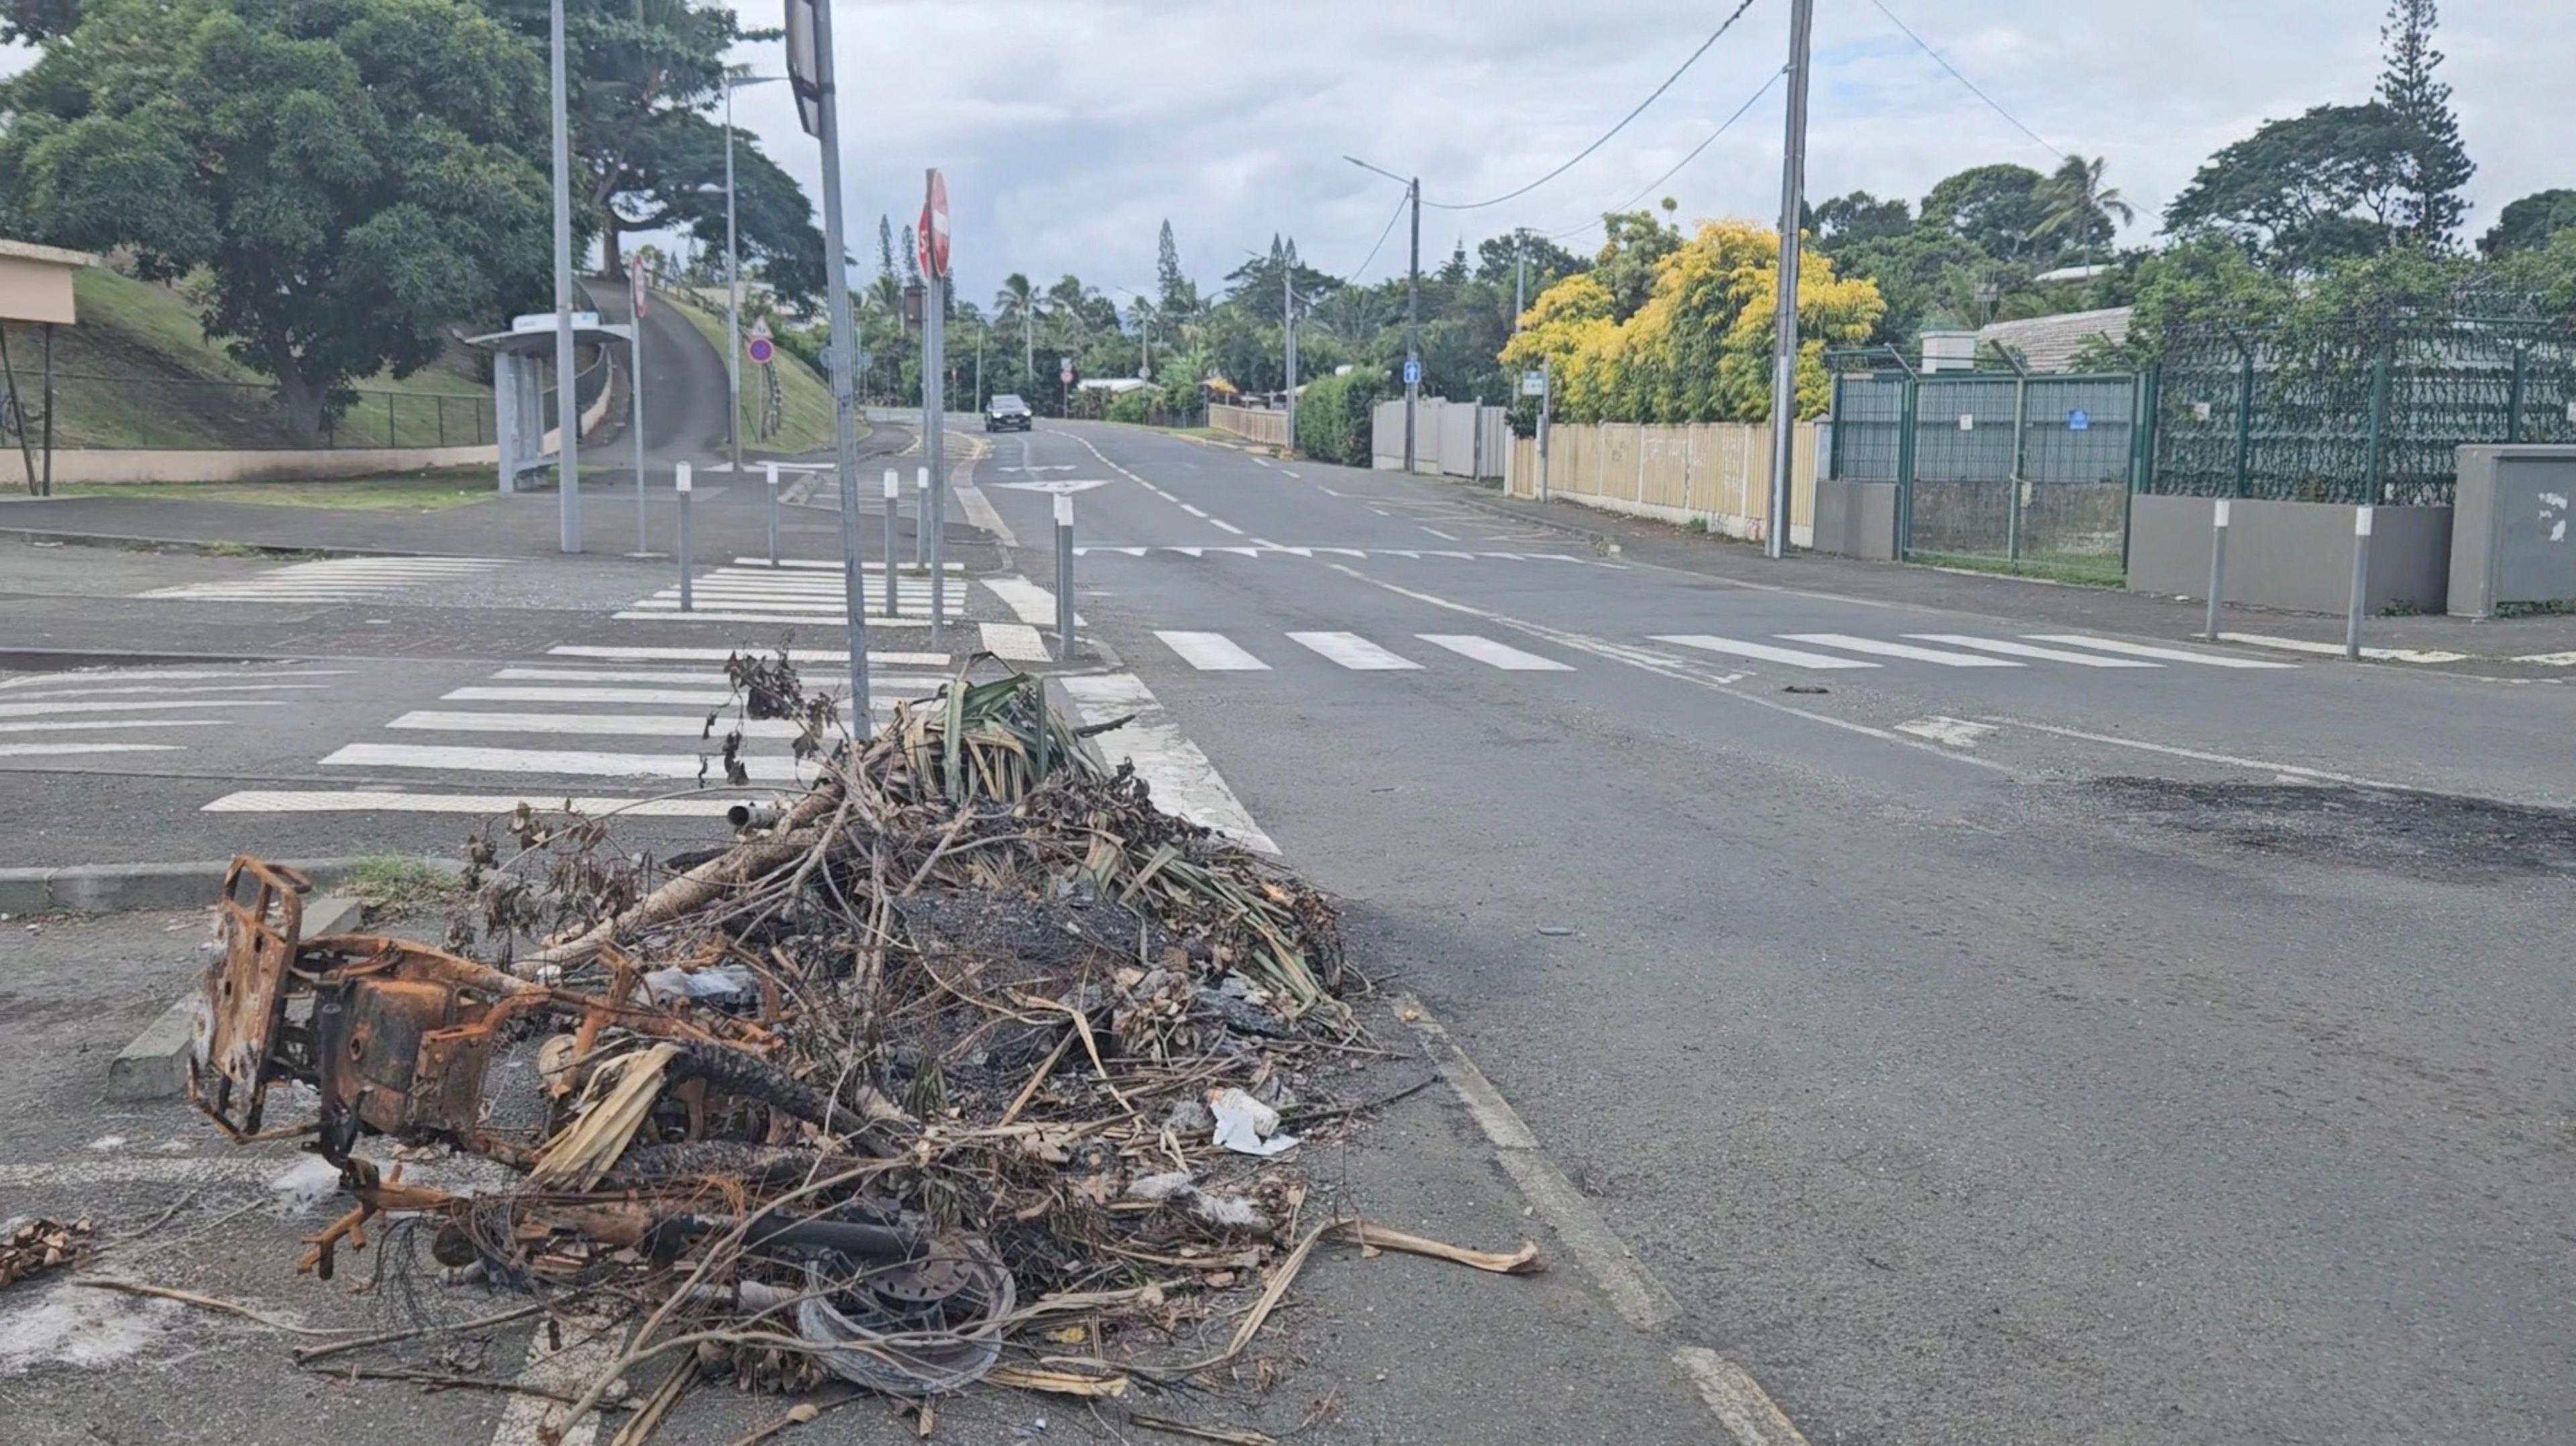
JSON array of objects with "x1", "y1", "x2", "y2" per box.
[{"x1": 1293, "y1": 368, "x2": 1388, "y2": 465}]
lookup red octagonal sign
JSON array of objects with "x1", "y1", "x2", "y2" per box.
[{"x1": 918, "y1": 169, "x2": 950, "y2": 279}]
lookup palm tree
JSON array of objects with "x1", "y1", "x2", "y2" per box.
[
  {"x1": 2035, "y1": 154, "x2": 2135, "y2": 254},
  {"x1": 993, "y1": 272, "x2": 1037, "y2": 383}
]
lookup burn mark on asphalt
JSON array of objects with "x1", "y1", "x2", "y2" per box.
[{"x1": 2088, "y1": 778, "x2": 2576, "y2": 879}]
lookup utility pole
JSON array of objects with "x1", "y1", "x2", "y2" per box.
[
  {"x1": 547, "y1": 0, "x2": 580, "y2": 553},
  {"x1": 1405, "y1": 176, "x2": 1420, "y2": 474},
  {"x1": 1513, "y1": 229, "x2": 1527, "y2": 331},
  {"x1": 796, "y1": 0, "x2": 871, "y2": 727},
  {"x1": 1283, "y1": 267, "x2": 1297, "y2": 448},
  {"x1": 723, "y1": 71, "x2": 742, "y2": 482},
  {"x1": 1764, "y1": 0, "x2": 1817, "y2": 562}
]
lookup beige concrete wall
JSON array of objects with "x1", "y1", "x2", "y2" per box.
[
  {"x1": 1501, "y1": 421, "x2": 1820, "y2": 548},
  {"x1": 1208, "y1": 403, "x2": 1288, "y2": 448},
  {"x1": 0, "y1": 255, "x2": 78, "y2": 325}
]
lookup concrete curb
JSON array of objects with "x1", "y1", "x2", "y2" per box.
[
  {"x1": 0, "y1": 855, "x2": 464, "y2": 917},
  {"x1": 0, "y1": 523, "x2": 433, "y2": 560}
]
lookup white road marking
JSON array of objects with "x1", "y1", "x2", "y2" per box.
[
  {"x1": 0, "y1": 718, "x2": 224, "y2": 735},
  {"x1": 0, "y1": 741, "x2": 182, "y2": 758},
  {"x1": 2025, "y1": 634, "x2": 2299, "y2": 668},
  {"x1": 322, "y1": 742, "x2": 812, "y2": 782},
  {"x1": 1210, "y1": 519, "x2": 1246, "y2": 535},
  {"x1": 490, "y1": 1310, "x2": 625, "y2": 1446},
  {"x1": 142, "y1": 557, "x2": 504, "y2": 601},
  {"x1": 0, "y1": 669, "x2": 346, "y2": 690},
  {"x1": 1904, "y1": 635, "x2": 2160, "y2": 668},
  {"x1": 0, "y1": 682, "x2": 328, "y2": 701},
  {"x1": 548, "y1": 645, "x2": 949, "y2": 666},
  {"x1": 447, "y1": 685, "x2": 734, "y2": 706},
  {"x1": 2215, "y1": 631, "x2": 2470, "y2": 664},
  {"x1": 1282, "y1": 469, "x2": 1301, "y2": 478},
  {"x1": 1416, "y1": 634, "x2": 1572, "y2": 671},
  {"x1": 981, "y1": 575, "x2": 1080, "y2": 627},
  {"x1": 1893, "y1": 716, "x2": 1998, "y2": 747},
  {"x1": 732, "y1": 558, "x2": 963, "y2": 571},
  {"x1": 979, "y1": 622, "x2": 1052, "y2": 662},
  {"x1": 1983, "y1": 716, "x2": 2407, "y2": 789},
  {"x1": 1779, "y1": 633, "x2": 2023, "y2": 668},
  {"x1": 1651, "y1": 635, "x2": 1880, "y2": 670},
  {"x1": 0, "y1": 698, "x2": 286, "y2": 720},
  {"x1": 1421, "y1": 527, "x2": 1460, "y2": 541},
  {"x1": 1157, "y1": 631, "x2": 1271, "y2": 671},
  {"x1": 1673, "y1": 1347, "x2": 1813, "y2": 1446},
  {"x1": 390, "y1": 711, "x2": 884, "y2": 738},
  {"x1": 1180, "y1": 503, "x2": 1209, "y2": 517},
  {"x1": 203, "y1": 790, "x2": 746, "y2": 816},
  {"x1": 1060, "y1": 673, "x2": 1277, "y2": 853},
  {"x1": 0, "y1": 1157, "x2": 286, "y2": 1186},
  {"x1": 2512, "y1": 650, "x2": 2576, "y2": 666},
  {"x1": 1287, "y1": 632, "x2": 1421, "y2": 670},
  {"x1": 609, "y1": 610, "x2": 932, "y2": 626}
]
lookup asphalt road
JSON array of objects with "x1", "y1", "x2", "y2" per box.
[
  {"x1": 4, "y1": 417, "x2": 2573, "y2": 1442},
  {"x1": 970, "y1": 421, "x2": 2576, "y2": 1444}
]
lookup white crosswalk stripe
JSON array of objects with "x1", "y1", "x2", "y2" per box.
[
  {"x1": 204, "y1": 790, "x2": 747, "y2": 817},
  {"x1": 981, "y1": 623, "x2": 1051, "y2": 662},
  {"x1": 1903, "y1": 635, "x2": 2161, "y2": 668},
  {"x1": 0, "y1": 741, "x2": 184, "y2": 758},
  {"x1": 1071, "y1": 545, "x2": 1603, "y2": 566},
  {"x1": 1158, "y1": 631, "x2": 1271, "y2": 671},
  {"x1": 2024, "y1": 634, "x2": 2302, "y2": 669},
  {"x1": 0, "y1": 666, "x2": 340, "y2": 765},
  {"x1": 321, "y1": 741, "x2": 813, "y2": 782},
  {"x1": 141, "y1": 556, "x2": 504, "y2": 602},
  {"x1": 1415, "y1": 635, "x2": 1572, "y2": 671},
  {"x1": 390, "y1": 711, "x2": 833, "y2": 739},
  {"x1": 1650, "y1": 635, "x2": 1880, "y2": 670},
  {"x1": 1287, "y1": 632, "x2": 1420, "y2": 670},
  {"x1": 621, "y1": 565, "x2": 963, "y2": 625},
  {"x1": 546, "y1": 645, "x2": 951, "y2": 666},
  {"x1": 1777, "y1": 634, "x2": 2024, "y2": 668}
]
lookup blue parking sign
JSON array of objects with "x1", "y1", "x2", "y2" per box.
[
  {"x1": 1403, "y1": 358, "x2": 1421, "y2": 386},
  {"x1": 2066, "y1": 407, "x2": 2090, "y2": 431}
]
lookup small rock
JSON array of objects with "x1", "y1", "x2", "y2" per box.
[{"x1": 1536, "y1": 925, "x2": 1574, "y2": 937}]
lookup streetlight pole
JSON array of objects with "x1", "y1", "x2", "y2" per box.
[
  {"x1": 720, "y1": 72, "x2": 782, "y2": 479},
  {"x1": 1405, "y1": 176, "x2": 1419, "y2": 474},
  {"x1": 1513, "y1": 229, "x2": 1527, "y2": 331},
  {"x1": 1764, "y1": 0, "x2": 1816, "y2": 561},
  {"x1": 801, "y1": 0, "x2": 871, "y2": 726},
  {"x1": 1283, "y1": 266, "x2": 1297, "y2": 449},
  {"x1": 548, "y1": 0, "x2": 580, "y2": 553}
]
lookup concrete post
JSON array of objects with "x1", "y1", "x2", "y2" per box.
[
  {"x1": 763, "y1": 460, "x2": 780, "y2": 566},
  {"x1": 1054, "y1": 492, "x2": 1075, "y2": 660},
  {"x1": 881, "y1": 469, "x2": 898, "y2": 617},
  {"x1": 914, "y1": 466, "x2": 930, "y2": 568},
  {"x1": 675, "y1": 461, "x2": 694, "y2": 612},
  {"x1": 2346, "y1": 505, "x2": 2373, "y2": 660},
  {"x1": 2204, "y1": 497, "x2": 2230, "y2": 639}
]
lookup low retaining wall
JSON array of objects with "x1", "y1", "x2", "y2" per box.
[
  {"x1": 1813, "y1": 478, "x2": 1898, "y2": 560},
  {"x1": 2, "y1": 370, "x2": 614, "y2": 488},
  {"x1": 2451, "y1": 445, "x2": 2576, "y2": 617},
  {"x1": 2130, "y1": 495, "x2": 2454, "y2": 613},
  {"x1": 1208, "y1": 403, "x2": 1287, "y2": 448}
]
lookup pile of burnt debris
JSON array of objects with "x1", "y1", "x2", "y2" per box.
[{"x1": 182, "y1": 658, "x2": 1539, "y2": 1441}]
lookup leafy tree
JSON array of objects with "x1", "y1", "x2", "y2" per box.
[
  {"x1": 991, "y1": 272, "x2": 1038, "y2": 384},
  {"x1": 1591, "y1": 209, "x2": 1682, "y2": 321},
  {"x1": 1501, "y1": 219, "x2": 1882, "y2": 423},
  {"x1": 2376, "y1": 0, "x2": 2472, "y2": 244},
  {"x1": 0, "y1": 0, "x2": 551, "y2": 442},
  {"x1": 2163, "y1": 104, "x2": 2418, "y2": 274},
  {"x1": 2480, "y1": 190, "x2": 2576, "y2": 258},
  {"x1": 0, "y1": 0, "x2": 76, "y2": 43},
  {"x1": 1919, "y1": 163, "x2": 2053, "y2": 261},
  {"x1": 1473, "y1": 231, "x2": 1587, "y2": 313},
  {"x1": 2033, "y1": 155, "x2": 2133, "y2": 254},
  {"x1": 1824, "y1": 224, "x2": 1987, "y2": 346},
  {"x1": 1810, "y1": 191, "x2": 1913, "y2": 248}
]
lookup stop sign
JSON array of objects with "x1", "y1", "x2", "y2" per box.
[
  {"x1": 918, "y1": 169, "x2": 950, "y2": 279},
  {"x1": 1059, "y1": 356, "x2": 1073, "y2": 385}
]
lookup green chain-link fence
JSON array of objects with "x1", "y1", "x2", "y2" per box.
[{"x1": 2149, "y1": 318, "x2": 2576, "y2": 507}]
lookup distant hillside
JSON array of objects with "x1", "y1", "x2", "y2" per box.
[{"x1": 21, "y1": 268, "x2": 494, "y2": 450}]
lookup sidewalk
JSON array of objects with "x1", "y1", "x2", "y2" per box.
[{"x1": 1424, "y1": 480, "x2": 2576, "y2": 678}]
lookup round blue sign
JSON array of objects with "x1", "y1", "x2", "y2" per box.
[{"x1": 2066, "y1": 407, "x2": 2090, "y2": 431}]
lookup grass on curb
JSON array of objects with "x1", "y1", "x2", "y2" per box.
[
  {"x1": 1909, "y1": 549, "x2": 2126, "y2": 587},
  {"x1": 335, "y1": 857, "x2": 464, "y2": 914},
  {"x1": 56, "y1": 475, "x2": 494, "y2": 511}
]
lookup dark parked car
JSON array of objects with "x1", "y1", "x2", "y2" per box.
[{"x1": 985, "y1": 394, "x2": 1032, "y2": 431}]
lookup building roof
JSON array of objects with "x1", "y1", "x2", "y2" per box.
[
  {"x1": 0, "y1": 239, "x2": 98, "y2": 268},
  {"x1": 1976, "y1": 306, "x2": 2133, "y2": 374}
]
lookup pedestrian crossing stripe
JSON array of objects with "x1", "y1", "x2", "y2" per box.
[
  {"x1": 388, "y1": 711, "x2": 867, "y2": 738},
  {"x1": 0, "y1": 741, "x2": 184, "y2": 758},
  {"x1": 1157, "y1": 631, "x2": 1269, "y2": 671},
  {"x1": 2022, "y1": 634, "x2": 2300, "y2": 668},
  {"x1": 1775, "y1": 634, "x2": 2023, "y2": 668},
  {"x1": 141, "y1": 556, "x2": 506, "y2": 601},
  {"x1": 202, "y1": 790, "x2": 750, "y2": 817},
  {"x1": 729, "y1": 558, "x2": 965, "y2": 571},
  {"x1": 320, "y1": 741, "x2": 818, "y2": 782},
  {"x1": 610, "y1": 611, "x2": 939, "y2": 627},
  {"x1": 545, "y1": 645, "x2": 951, "y2": 666},
  {"x1": 0, "y1": 665, "x2": 338, "y2": 765},
  {"x1": 1287, "y1": 632, "x2": 1419, "y2": 670},
  {"x1": 1651, "y1": 635, "x2": 1880, "y2": 670},
  {"x1": 1415, "y1": 634, "x2": 1572, "y2": 671},
  {"x1": 1071, "y1": 545, "x2": 1601, "y2": 565},
  {"x1": 1902, "y1": 635, "x2": 2159, "y2": 668}
]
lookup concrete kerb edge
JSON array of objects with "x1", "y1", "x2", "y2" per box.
[
  {"x1": 0, "y1": 523, "x2": 433, "y2": 560},
  {"x1": 0, "y1": 855, "x2": 466, "y2": 916}
]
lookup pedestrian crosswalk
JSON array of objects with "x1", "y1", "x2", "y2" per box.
[
  {"x1": 141, "y1": 556, "x2": 505, "y2": 602},
  {"x1": 616, "y1": 564, "x2": 965, "y2": 626},
  {"x1": 1075, "y1": 544, "x2": 1613, "y2": 567},
  {"x1": 0, "y1": 665, "x2": 347, "y2": 762},
  {"x1": 1148, "y1": 627, "x2": 2300, "y2": 678},
  {"x1": 199, "y1": 643, "x2": 967, "y2": 816}
]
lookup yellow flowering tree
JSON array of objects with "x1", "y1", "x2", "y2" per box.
[{"x1": 1499, "y1": 219, "x2": 1882, "y2": 423}]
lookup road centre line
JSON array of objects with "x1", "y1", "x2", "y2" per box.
[{"x1": 1979, "y1": 716, "x2": 2413, "y2": 790}]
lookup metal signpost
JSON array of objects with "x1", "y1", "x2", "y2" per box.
[
  {"x1": 548, "y1": 0, "x2": 581, "y2": 554},
  {"x1": 914, "y1": 466, "x2": 930, "y2": 568},
  {"x1": 1532, "y1": 361, "x2": 1552, "y2": 502},
  {"x1": 763, "y1": 460, "x2": 781, "y2": 566},
  {"x1": 994, "y1": 479, "x2": 1110, "y2": 662},
  {"x1": 675, "y1": 462, "x2": 695, "y2": 611},
  {"x1": 881, "y1": 469, "x2": 899, "y2": 616},
  {"x1": 785, "y1": 0, "x2": 870, "y2": 728},
  {"x1": 629, "y1": 253, "x2": 650, "y2": 555},
  {"x1": 920, "y1": 169, "x2": 951, "y2": 650}
]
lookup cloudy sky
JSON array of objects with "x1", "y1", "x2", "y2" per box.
[
  {"x1": 7, "y1": 1, "x2": 2570, "y2": 311},
  {"x1": 725, "y1": 0, "x2": 2575, "y2": 309}
]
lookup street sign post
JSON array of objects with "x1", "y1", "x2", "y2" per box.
[
  {"x1": 919, "y1": 168, "x2": 950, "y2": 648},
  {"x1": 629, "y1": 253, "x2": 650, "y2": 555},
  {"x1": 747, "y1": 317, "x2": 773, "y2": 366},
  {"x1": 1060, "y1": 355, "x2": 1073, "y2": 387}
]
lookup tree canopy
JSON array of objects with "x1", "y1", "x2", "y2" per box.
[{"x1": 0, "y1": 0, "x2": 551, "y2": 441}]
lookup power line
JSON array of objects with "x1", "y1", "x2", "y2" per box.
[
  {"x1": 1340, "y1": 189, "x2": 1414, "y2": 283},
  {"x1": 1547, "y1": 66, "x2": 1787, "y2": 241},
  {"x1": 1395, "y1": 0, "x2": 1764, "y2": 213},
  {"x1": 1867, "y1": 0, "x2": 2061, "y2": 158}
]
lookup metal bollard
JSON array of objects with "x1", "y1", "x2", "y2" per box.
[
  {"x1": 2204, "y1": 497, "x2": 2231, "y2": 640},
  {"x1": 881, "y1": 469, "x2": 899, "y2": 617},
  {"x1": 914, "y1": 466, "x2": 930, "y2": 569},
  {"x1": 676, "y1": 462, "x2": 694, "y2": 612},
  {"x1": 763, "y1": 460, "x2": 780, "y2": 566},
  {"x1": 2345, "y1": 504, "x2": 2373, "y2": 660},
  {"x1": 1054, "y1": 491, "x2": 1075, "y2": 660}
]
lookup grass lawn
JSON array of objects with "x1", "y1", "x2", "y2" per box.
[
  {"x1": 56, "y1": 472, "x2": 497, "y2": 511},
  {"x1": 662, "y1": 293, "x2": 844, "y2": 456},
  {"x1": 1910, "y1": 549, "x2": 2126, "y2": 586}
]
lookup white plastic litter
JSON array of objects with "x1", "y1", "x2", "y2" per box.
[{"x1": 1207, "y1": 1086, "x2": 1299, "y2": 1157}]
